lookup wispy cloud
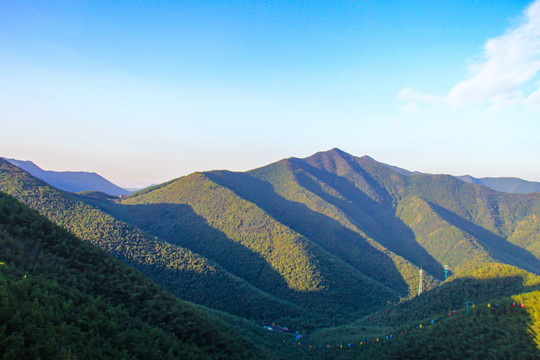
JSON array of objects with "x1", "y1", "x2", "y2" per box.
[
  {"x1": 400, "y1": 0, "x2": 540, "y2": 112},
  {"x1": 525, "y1": 81, "x2": 540, "y2": 110},
  {"x1": 397, "y1": 87, "x2": 442, "y2": 112}
]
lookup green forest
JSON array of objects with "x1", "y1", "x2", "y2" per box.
[
  {"x1": 1, "y1": 149, "x2": 540, "y2": 359},
  {"x1": 0, "y1": 159, "x2": 306, "y2": 324},
  {"x1": 0, "y1": 191, "x2": 265, "y2": 359},
  {"x1": 295, "y1": 291, "x2": 540, "y2": 359}
]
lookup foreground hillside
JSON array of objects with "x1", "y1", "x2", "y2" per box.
[
  {"x1": 297, "y1": 291, "x2": 540, "y2": 359},
  {"x1": 0, "y1": 158, "x2": 304, "y2": 325},
  {"x1": 0, "y1": 192, "x2": 264, "y2": 359},
  {"x1": 2, "y1": 192, "x2": 538, "y2": 360},
  {"x1": 298, "y1": 265, "x2": 540, "y2": 359},
  {"x1": 310, "y1": 263, "x2": 540, "y2": 337}
]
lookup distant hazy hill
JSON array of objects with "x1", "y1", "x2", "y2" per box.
[
  {"x1": 3, "y1": 158, "x2": 131, "y2": 196},
  {"x1": 379, "y1": 161, "x2": 540, "y2": 194},
  {"x1": 457, "y1": 175, "x2": 540, "y2": 194}
]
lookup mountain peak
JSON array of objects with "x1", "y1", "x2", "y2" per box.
[
  {"x1": 320, "y1": 149, "x2": 378, "y2": 163},
  {"x1": 326, "y1": 147, "x2": 360, "y2": 159},
  {"x1": 328, "y1": 147, "x2": 347, "y2": 154},
  {"x1": 309, "y1": 148, "x2": 354, "y2": 161},
  {"x1": 359, "y1": 155, "x2": 377, "y2": 162}
]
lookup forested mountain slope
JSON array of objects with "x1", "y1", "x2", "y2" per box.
[
  {"x1": 119, "y1": 172, "x2": 400, "y2": 325},
  {"x1": 205, "y1": 167, "x2": 430, "y2": 298},
  {"x1": 2, "y1": 148, "x2": 539, "y2": 332},
  {"x1": 3, "y1": 191, "x2": 538, "y2": 360},
  {"x1": 305, "y1": 264, "x2": 540, "y2": 359},
  {"x1": 296, "y1": 149, "x2": 540, "y2": 274},
  {"x1": 0, "y1": 158, "x2": 304, "y2": 324},
  {"x1": 116, "y1": 148, "x2": 539, "y2": 325},
  {"x1": 301, "y1": 291, "x2": 540, "y2": 360},
  {"x1": 203, "y1": 148, "x2": 539, "y2": 292},
  {"x1": 0, "y1": 192, "x2": 263, "y2": 359}
]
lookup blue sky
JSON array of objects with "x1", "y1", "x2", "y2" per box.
[{"x1": 1, "y1": 0, "x2": 539, "y2": 187}]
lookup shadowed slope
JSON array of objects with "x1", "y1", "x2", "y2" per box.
[
  {"x1": 205, "y1": 168, "x2": 412, "y2": 296},
  {"x1": 288, "y1": 156, "x2": 444, "y2": 279},
  {"x1": 0, "y1": 158, "x2": 302, "y2": 322},
  {"x1": 121, "y1": 172, "x2": 400, "y2": 322},
  {"x1": 299, "y1": 149, "x2": 540, "y2": 276},
  {"x1": 0, "y1": 192, "x2": 261, "y2": 359}
]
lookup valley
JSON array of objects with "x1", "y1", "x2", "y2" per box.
[{"x1": 1, "y1": 149, "x2": 539, "y2": 359}]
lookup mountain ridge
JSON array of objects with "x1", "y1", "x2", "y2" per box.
[
  {"x1": 0, "y1": 158, "x2": 307, "y2": 324},
  {"x1": 1, "y1": 149, "x2": 539, "y2": 331},
  {"x1": 1, "y1": 148, "x2": 539, "y2": 359},
  {"x1": 3, "y1": 158, "x2": 131, "y2": 196},
  {"x1": 457, "y1": 174, "x2": 540, "y2": 194}
]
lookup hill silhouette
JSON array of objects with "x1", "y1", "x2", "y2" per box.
[
  {"x1": 3, "y1": 158, "x2": 131, "y2": 196},
  {"x1": 457, "y1": 175, "x2": 540, "y2": 194}
]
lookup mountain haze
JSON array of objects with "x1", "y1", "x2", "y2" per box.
[
  {"x1": 457, "y1": 175, "x2": 540, "y2": 194},
  {"x1": 3, "y1": 158, "x2": 131, "y2": 196}
]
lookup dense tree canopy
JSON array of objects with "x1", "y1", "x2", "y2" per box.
[
  {"x1": 0, "y1": 192, "x2": 261, "y2": 359},
  {"x1": 1, "y1": 148, "x2": 539, "y2": 359}
]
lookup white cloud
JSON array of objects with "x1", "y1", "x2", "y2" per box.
[
  {"x1": 397, "y1": 86, "x2": 442, "y2": 112},
  {"x1": 398, "y1": 101, "x2": 419, "y2": 113},
  {"x1": 398, "y1": 87, "x2": 441, "y2": 103},
  {"x1": 525, "y1": 81, "x2": 540, "y2": 109},
  {"x1": 399, "y1": 0, "x2": 540, "y2": 112}
]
